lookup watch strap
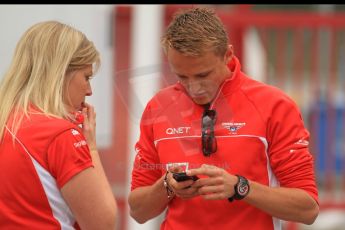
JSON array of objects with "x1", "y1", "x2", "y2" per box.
[{"x1": 228, "y1": 175, "x2": 250, "y2": 202}]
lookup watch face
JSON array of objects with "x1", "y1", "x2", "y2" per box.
[{"x1": 237, "y1": 181, "x2": 249, "y2": 196}]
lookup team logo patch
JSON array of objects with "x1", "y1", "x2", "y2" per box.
[{"x1": 222, "y1": 122, "x2": 246, "y2": 134}]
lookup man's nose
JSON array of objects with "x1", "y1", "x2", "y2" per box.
[{"x1": 188, "y1": 80, "x2": 203, "y2": 94}]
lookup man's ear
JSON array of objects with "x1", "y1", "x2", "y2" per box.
[{"x1": 224, "y1": 44, "x2": 234, "y2": 63}]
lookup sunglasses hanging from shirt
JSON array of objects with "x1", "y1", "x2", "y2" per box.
[{"x1": 201, "y1": 109, "x2": 217, "y2": 157}]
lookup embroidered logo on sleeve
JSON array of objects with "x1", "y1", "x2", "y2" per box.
[
  {"x1": 290, "y1": 138, "x2": 309, "y2": 153},
  {"x1": 294, "y1": 139, "x2": 309, "y2": 146},
  {"x1": 74, "y1": 140, "x2": 87, "y2": 148},
  {"x1": 71, "y1": 129, "x2": 80, "y2": 136}
]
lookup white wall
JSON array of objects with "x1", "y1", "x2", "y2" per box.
[
  {"x1": 0, "y1": 4, "x2": 114, "y2": 147},
  {"x1": 127, "y1": 5, "x2": 164, "y2": 230}
]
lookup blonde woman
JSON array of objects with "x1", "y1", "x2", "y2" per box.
[{"x1": 0, "y1": 21, "x2": 117, "y2": 229}]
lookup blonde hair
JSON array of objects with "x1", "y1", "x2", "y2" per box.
[
  {"x1": 0, "y1": 20, "x2": 100, "y2": 140},
  {"x1": 161, "y1": 7, "x2": 228, "y2": 57}
]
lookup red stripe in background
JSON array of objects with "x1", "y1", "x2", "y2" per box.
[{"x1": 98, "y1": 6, "x2": 132, "y2": 230}]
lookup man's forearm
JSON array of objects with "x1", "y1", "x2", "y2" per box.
[
  {"x1": 245, "y1": 181, "x2": 319, "y2": 224},
  {"x1": 128, "y1": 176, "x2": 171, "y2": 224}
]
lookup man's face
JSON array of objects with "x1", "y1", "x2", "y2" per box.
[{"x1": 167, "y1": 47, "x2": 232, "y2": 105}]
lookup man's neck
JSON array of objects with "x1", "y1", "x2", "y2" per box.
[{"x1": 203, "y1": 103, "x2": 211, "y2": 110}]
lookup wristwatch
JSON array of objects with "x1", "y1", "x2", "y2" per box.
[{"x1": 228, "y1": 175, "x2": 250, "y2": 202}]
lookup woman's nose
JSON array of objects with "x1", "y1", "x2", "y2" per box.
[{"x1": 86, "y1": 83, "x2": 92, "y2": 96}]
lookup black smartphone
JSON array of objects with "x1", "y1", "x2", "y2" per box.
[{"x1": 173, "y1": 172, "x2": 199, "y2": 182}]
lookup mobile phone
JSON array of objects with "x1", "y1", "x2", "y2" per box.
[{"x1": 173, "y1": 172, "x2": 199, "y2": 182}]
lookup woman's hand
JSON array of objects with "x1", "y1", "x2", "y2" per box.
[{"x1": 81, "y1": 102, "x2": 97, "y2": 151}]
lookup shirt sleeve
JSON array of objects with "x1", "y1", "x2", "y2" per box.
[
  {"x1": 267, "y1": 97, "x2": 319, "y2": 203},
  {"x1": 131, "y1": 103, "x2": 162, "y2": 191},
  {"x1": 47, "y1": 128, "x2": 94, "y2": 188}
]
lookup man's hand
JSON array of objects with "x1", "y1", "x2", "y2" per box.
[
  {"x1": 187, "y1": 164, "x2": 238, "y2": 200},
  {"x1": 166, "y1": 166, "x2": 199, "y2": 199}
]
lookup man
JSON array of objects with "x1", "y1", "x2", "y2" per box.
[{"x1": 128, "y1": 7, "x2": 319, "y2": 230}]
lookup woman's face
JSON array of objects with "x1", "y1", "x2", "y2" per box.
[{"x1": 64, "y1": 64, "x2": 93, "y2": 112}]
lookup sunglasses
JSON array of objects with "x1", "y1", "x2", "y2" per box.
[{"x1": 201, "y1": 109, "x2": 217, "y2": 157}]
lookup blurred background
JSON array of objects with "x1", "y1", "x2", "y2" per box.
[{"x1": 0, "y1": 4, "x2": 344, "y2": 230}]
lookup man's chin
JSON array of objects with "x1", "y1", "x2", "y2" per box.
[{"x1": 192, "y1": 98, "x2": 210, "y2": 105}]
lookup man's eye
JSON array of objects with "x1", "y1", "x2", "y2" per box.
[
  {"x1": 197, "y1": 72, "x2": 210, "y2": 78},
  {"x1": 176, "y1": 75, "x2": 187, "y2": 80}
]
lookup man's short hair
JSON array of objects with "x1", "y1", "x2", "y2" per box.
[{"x1": 161, "y1": 7, "x2": 229, "y2": 57}]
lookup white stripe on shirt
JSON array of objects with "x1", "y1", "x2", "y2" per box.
[{"x1": 6, "y1": 126, "x2": 76, "y2": 230}]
